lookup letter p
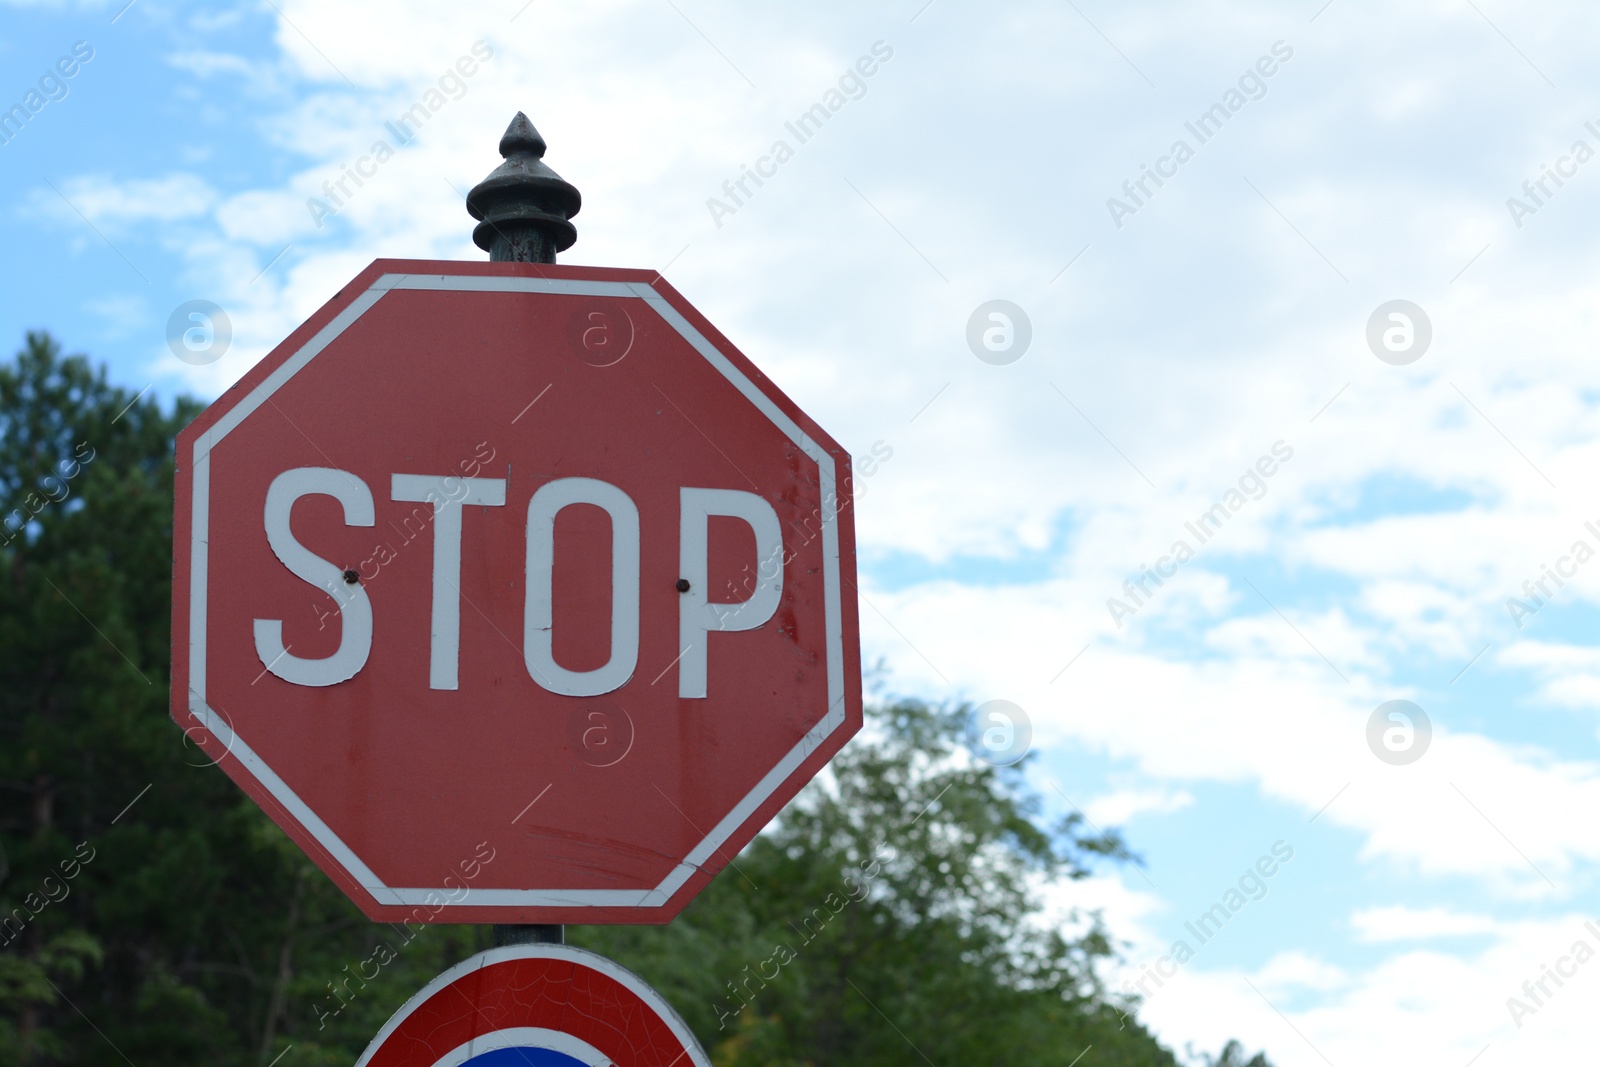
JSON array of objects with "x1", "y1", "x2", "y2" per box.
[{"x1": 679, "y1": 488, "x2": 783, "y2": 698}]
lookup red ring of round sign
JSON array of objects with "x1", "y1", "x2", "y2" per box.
[{"x1": 356, "y1": 944, "x2": 709, "y2": 1067}]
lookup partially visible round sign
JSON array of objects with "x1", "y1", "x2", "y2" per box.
[{"x1": 357, "y1": 944, "x2": 709, "y2": 1067}]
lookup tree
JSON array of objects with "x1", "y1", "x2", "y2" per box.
[
  {"x1": 1199, "y1": 1039, "x2": 1274, "y2": 1067},
  {"x1": 0, "y1": 333, "x2": 1269, "y2": 1065},
  {"x1": 0, "y1": 333, "x2": 488, "y2": 1066},
  {"x1": 576, "y1": 698, "x2": 1186, "y2": 1065}
]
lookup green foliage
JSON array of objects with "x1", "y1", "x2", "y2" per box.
[
  {"x1": 1199, "y1": 1039, "x2": 1273, "y2": 1067},
  {"x1": 0, "y1": 333, "x2": 490, "y2": 1066},
  {"x1": 0, "y1": 333, "x2": 1270, "y2": 1066},
  {"x1": 575, "y1": 699, "x2": 1181, "y2": 1065}
]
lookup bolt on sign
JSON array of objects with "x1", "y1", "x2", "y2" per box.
[{"x1": 170, "y1": 256, "x2": 863, "y2": 924}]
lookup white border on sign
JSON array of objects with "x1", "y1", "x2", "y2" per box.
[
  {"x1": 186, "y1": 272, "x2": 848, "y2": 910},
  {"x1": 427, "y1": 1028, "x2": 610, "y2": 1067},
  {"x1": 354, "y1": 943, "x2": 710, "y2": 1067}
]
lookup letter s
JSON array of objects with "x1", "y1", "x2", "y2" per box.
[
  {"x1": 252, "y1": 468, "x2": 375, "y2": 687},
  {"x1": 871, "y1": 39, "x2": 894, "y2": 61},
  {"x1": 72, "y1": 41, "x2": 95, "y2": 62},
  {"x1": 1271, "y1": 439, "x2": 1294, "y2": 462},
  {"x1": 1271, "y1": 839, "x2": 1294, "y2": 862},
  {"x1": 1271, "y1": 39, "x2": 1293, "y2": 61}
]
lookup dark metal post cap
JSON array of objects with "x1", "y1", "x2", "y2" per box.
[{"x1": 466, "y1": 112, "x2": 581, "y2": 261}]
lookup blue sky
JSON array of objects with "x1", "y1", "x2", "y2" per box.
[{"x1": 8, "y1": 0, "x2": 1600, "y2": 1062}]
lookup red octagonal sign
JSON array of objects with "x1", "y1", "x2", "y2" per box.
[{"x1": 172, "y1": 259, "x2": 862, "y2": 924}]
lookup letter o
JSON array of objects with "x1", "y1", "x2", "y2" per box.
[{"x1": 524, "y1": 478, "x2": 640, "y2": 696}]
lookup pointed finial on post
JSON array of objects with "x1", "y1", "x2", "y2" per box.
[{"x1": 466, "y1": 113, "x2": 581, "y2": 264}]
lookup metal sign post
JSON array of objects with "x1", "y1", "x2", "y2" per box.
[{"x1": 466, "y1": 113, "x2": 580, "y2": 953}]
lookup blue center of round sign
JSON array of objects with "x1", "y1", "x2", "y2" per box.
[{"x1": 460, "y1": 1048, "x2": 590, "y2": 1067}]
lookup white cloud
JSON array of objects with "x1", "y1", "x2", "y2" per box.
[
  {"x1": 863, "y1": 578, "x2": 1600, "y2": 891},
  {"x1": 1136, "y1": 916, "x2": 1600, "y2": 1067},
  {"x1": 1085, "y1": 787, "x2": 1195, "y2": 827},
  {"x1": 1352, "y1": 905, "x2": 1500, "y2": 942},
  {"x1": 32, "y1": 174, "x2": 218, "y2": 227},
  {"x1": 82, "y1": 294, "x2": 148, "y2": 340},
  {"x1": 164, "y1": 51, "x2": 257, "y2": 79},
  {"x1": 1252, "y1": 951, "x2": 1347, "y2": 993},
  {"x1": 33, "y1": 0, "x2": 1600, "y2": 1057}
]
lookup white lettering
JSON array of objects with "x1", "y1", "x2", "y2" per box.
[
  {"x1": 524, "y1": 478, "x2": 640, "y2": 696},
  {"x1": 390, "y1": 474, "x2": 507, "y2": 690},
  {"x1": 678, "y1": 488, "x2": 783, "y2": 698},
  {"x1": 253, "y1": 468, "x2": 374, "y2": 686}
]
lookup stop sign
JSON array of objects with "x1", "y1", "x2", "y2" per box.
[{"x1": 171, "y1": 259, "x2": 862, "y2": 924}]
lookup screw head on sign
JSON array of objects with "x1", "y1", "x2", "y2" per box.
[{"x1": 675, "y1": 578, "x2": 691, "y2": 592}]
